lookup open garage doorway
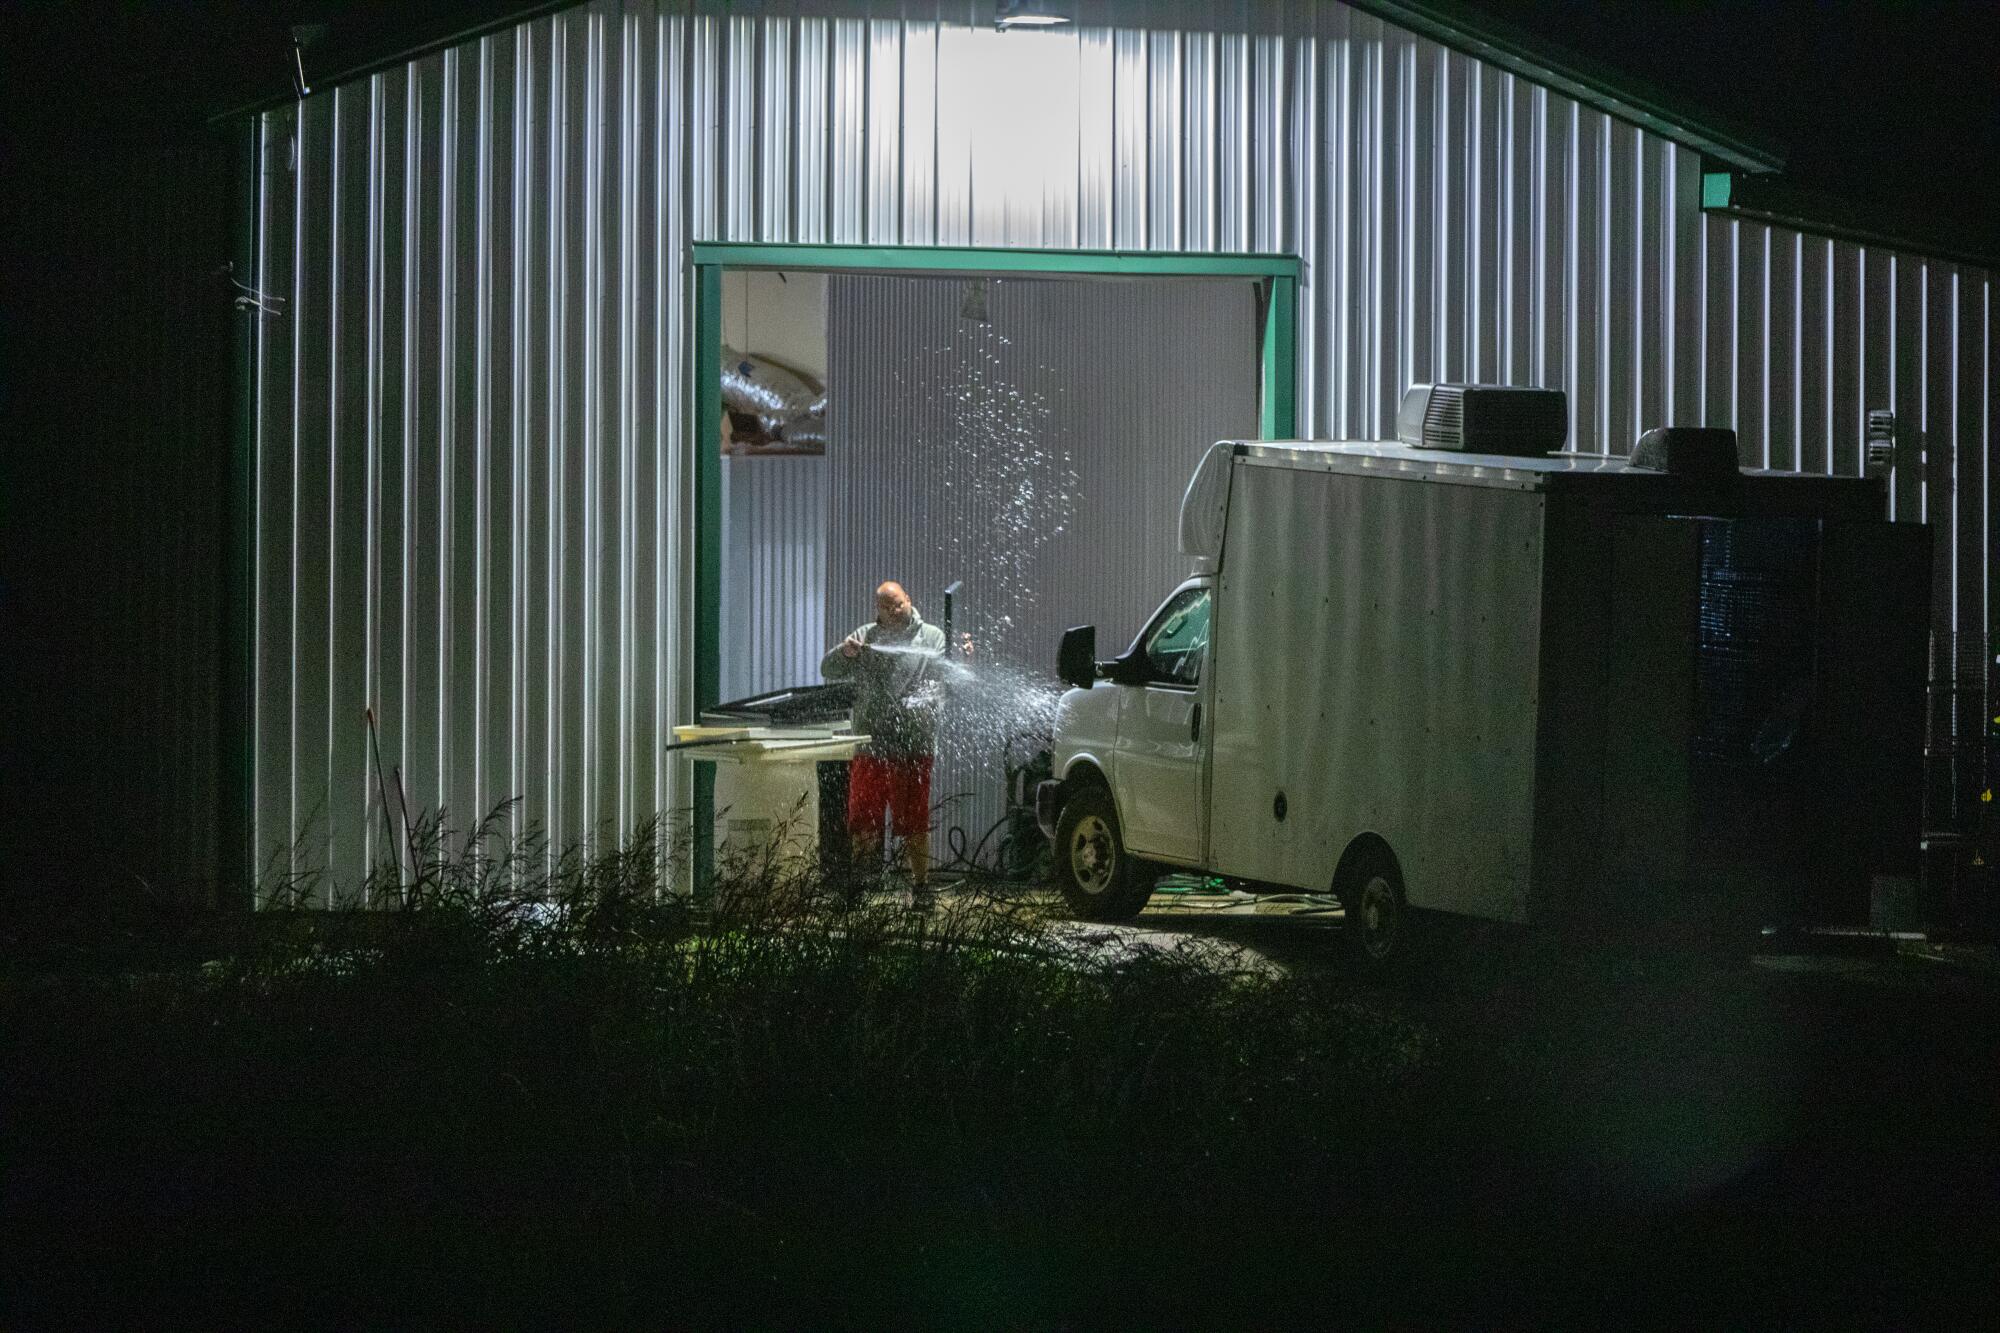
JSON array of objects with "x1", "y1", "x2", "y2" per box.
[{"x1": 693, "y1": 247, "x2": 1297, "y2": 881}]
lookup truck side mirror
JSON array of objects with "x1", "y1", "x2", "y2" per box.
[{"x1": 1057, "y1": 625, "x2": 1098, "y2": 690}]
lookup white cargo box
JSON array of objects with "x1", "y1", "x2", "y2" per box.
[{"x1": 1190, "y1": 440, "x2": 1923, "y2": 926}]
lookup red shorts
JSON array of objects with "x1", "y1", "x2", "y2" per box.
[{"x1": 847, "y1": 754, "x2": 933, "y2": 838}]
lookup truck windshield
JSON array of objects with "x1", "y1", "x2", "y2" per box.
[{"x1": 1141, "y1": 587, "x2": 1211, "y2": 686}]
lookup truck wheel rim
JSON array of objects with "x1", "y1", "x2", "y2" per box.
[
  {"x1": 1070, "y1": 814, "x2": 1115, "y2": 894},
  {"x1": 1358, "y1": 874, "x2": 1399, "y2": 958}
]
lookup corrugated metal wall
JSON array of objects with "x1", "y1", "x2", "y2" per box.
[
  {"x1": 826, "y1": 272, "x2": 1257, "y2": 845},
  {"x1": 250, "y1": 0, "x2": 1996, "y2": 894},
  {"x1": 250, "y1": 9, "x2": 687, "y2": 894},
  {"x1": 719, "y1": 456, "x2": 826, "y2": 702},
  {"x1": 1696, "y1": 213, "x2": 1997, "y2": 822}
]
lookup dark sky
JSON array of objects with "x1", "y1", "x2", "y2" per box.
[
  {"x1": 1463, "y1": 0, "x2": 2000, "y2": 259},
  {"x1": 4, "y1": 1, "x2": 1998, "y2": 257}
]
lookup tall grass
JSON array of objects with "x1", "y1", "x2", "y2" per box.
[{"x1": 2, "y1": 803, "x2": 1442, "y2": 1325}]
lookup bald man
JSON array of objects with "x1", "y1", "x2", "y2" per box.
[{"x1": 820, "y1": 581, "x2": 970, "y2": 904}]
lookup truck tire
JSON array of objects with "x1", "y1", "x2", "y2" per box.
[
  {"x1": 1055, "y1": 785, "x2": 1152, "y2": 921},
  {"x1": 1341, "y1": 851, "x2": 1409, "y2": 970}
]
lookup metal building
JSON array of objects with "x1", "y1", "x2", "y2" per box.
[{"x1": 236, "y1": 0, "x2": 1994, "y2": 897}]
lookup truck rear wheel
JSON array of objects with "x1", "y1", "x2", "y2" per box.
[
  {"x1": 1341, "y1": 851, "x2": 1409, "y2": 970},
  {"x1": 1054, "y1": 785, "x2": 1152, "y2": 921}
]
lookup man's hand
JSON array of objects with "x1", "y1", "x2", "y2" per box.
[
  {"x1": 957, "y1": 633, "x2": 975, "y2": 660},
  {"x1": 840, "y1": 632, "x2": 865, "y2": 659}
]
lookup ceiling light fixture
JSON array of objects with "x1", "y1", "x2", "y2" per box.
[{"x1": 995, "y1": 1, "x2": 1072, "y2": 31}]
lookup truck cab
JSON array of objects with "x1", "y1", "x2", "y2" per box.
[{"x1": 1042, "y1": 576, "x2": 1215, "y2": 882}]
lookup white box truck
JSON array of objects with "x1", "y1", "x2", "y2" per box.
[{"x1": 1036, "y1": 388, "x2": 1927, "y2": 963}]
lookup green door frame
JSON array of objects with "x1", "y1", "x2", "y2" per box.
[{"x1": 689, "y1": 242, "x2": 1300, "y2": 893}]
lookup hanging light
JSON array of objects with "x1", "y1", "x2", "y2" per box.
[{"x1": 995, "y1": 0, "x2": 1072, "y2": 31}]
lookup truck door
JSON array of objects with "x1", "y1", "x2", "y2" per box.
[{"x1": 1114, "y1": 584, "x2": 1211, "y2": 865}]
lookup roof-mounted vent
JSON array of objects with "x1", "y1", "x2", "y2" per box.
[
  {"x1": 1629, "y1": 426, "x2": 1739, "y2": 480},
  {"x1": 1396, "y1": 384, "x2": 1568, "y2": 457}
]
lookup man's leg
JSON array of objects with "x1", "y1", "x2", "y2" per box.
[
  {"x1": 846, "y1": 756, "x2": 888, "y2": 900},
  {"x1": 895, "y1": 757, "x2": 935, "y2": 907}
]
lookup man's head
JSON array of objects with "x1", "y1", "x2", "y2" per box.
[{"x1": 874, "y1": 580, "x2": 914, "y2": 628}]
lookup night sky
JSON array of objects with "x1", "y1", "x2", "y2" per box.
[{"x1": 1465, "y1": 0, "x2": 2000, "y2": 259}]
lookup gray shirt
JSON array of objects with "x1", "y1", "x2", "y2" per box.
[{"x1": 820, "y1": 612, "x2": 948, "y2": 758}]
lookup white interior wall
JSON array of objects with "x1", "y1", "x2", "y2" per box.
[{"x1": 720, "y1": 269, "x2": 828, "y2": 382}]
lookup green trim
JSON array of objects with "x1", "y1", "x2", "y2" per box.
[
  {"x1": 1261, "y1": 277, "x2": 1298, "y2": 439},
  {"x1": 693, "y1": 242, "x2": 1300, "y2": 280},
  {"x1": 692, "y1": 264, "x2": 723, "y2": 896},
  {"x1": 1345, "y1": 0, "x2": 1783, "y2": 174},
  {"x1": 224, "y1": 117, "x2": 259, "y2": 908},
  {"x1": 1701, "y1": 170, "x2": 2000, "y2": 271},
  {"x1": 688, "y1": 242, "x2": 1300, "y2": 894}
]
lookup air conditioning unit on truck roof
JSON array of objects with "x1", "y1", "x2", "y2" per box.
[{"x1": 1038, "y1": 385, "x2": 1929, "y2": 966}]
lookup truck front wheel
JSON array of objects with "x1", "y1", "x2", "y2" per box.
[{"x1": 1054, "y1": 785, "x2": 1152, "y2": 920}]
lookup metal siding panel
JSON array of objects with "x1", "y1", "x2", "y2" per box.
[
  {"x1": 830, "y1": 18, "x2": 866, "y2": 243},
  {"x1": 1369, "y1": 23, "x2": 1402, "y2": 437},
  {"x1": 1668, "y1": 145, "x2": 1701, "y2": 425},
  {"x1": 1797, "y1": 233, "x2": 1829, "y2": 473},
  {"x1": 255, "y1": 108, "x2": 299, "y2": 887},
  {"x1": 1148, "y1": 30, "x2": 1182, "y2": 251},
  {"x1": 719, "y1": 458, "x2": 827, "y2": 701},
  {"x1": 1863, "y1": 247, "x2": 1895, "y2": 485},
  {"x1": 293, "y1": 88, "x2": 336, "y2": 888},
  {"x1": 1926, "y1": 263, "x2": 1953, "y2": 613},
  {"x1": 331, "y1": 83, "x2": 373, "y2": 897},
  {"x1": 1734, "y1": 220, "x2": 1767, "y2": 466},
  {"x1": 1956, "y1": 273, "x2": 1983, "y2": 664},
  {"x1": 451, "y1": 43, "x2": 488, "y2": 843},
  {"x1": 1251, "y1": 32, "x2": 1284, "y2": 255},
  {"x1": 1182, "y1": 31, "x2": 1214, "y2": 251},
  {"x1": 902, "y1": 20, "x2": 939, "y2": 248},
  {"x1": 1987, "y1": 278, "x2": 1997, "y2": 668},
  {"x1": 1566, "y1": 104, "x2": 1597, "y2": 452},
  {"x1": 657, "y1": 2, "x2": 689, "y2": 845},
  {"x1": 760, "y1": 18, "x2": 793, "y2": 242},
  {"x1": 1601, "y1": 118, "x2": 1634, "y2": 452},
  {"x1": 1699, "y1": 214, "x2": 1726, "y2": 427},
  {"x1": 795, "y1": 17, "x2": 829, "y2": 244},
  {"x1": 1397, "y1": 35, "x2": 1427, "y2": 404},
  {"x1": 1218, "y1": 31, "x2": 1249, "y2": 252},
  {"x1": 867, "y1": 19, "x2": 902, "y2": 244},
  {"x1": 1634, "y1": 130, "x2": 1664, "y2": 440},
  {"x1": 1892, "y1": 253, "x2": 1924, "y2": 522},
  {"x1": 1470, "y1": 59, "x2": 1499, "y2": 387},
  {"x1": 691, "y1": 11, "x2": 719, "y2": 242},
  {"x1": 1829, "y1": 239, "x2": 1863, "y2": 475},
  {"x1": 1500, "y1": 72, "x2": 1532, "y2": 387},
  {"x1": 1766, "y1": 226, "x2": 1797, "y2": 471},
  {"x1": 725, "y1": 15, "x2": 755, "y2": 242},
  {"x1": 1347, "y1": 15, "x2": 1380, "y2": 434},
  {"x1": 1292, "y1": 20, "x2": 1321, "y2": 433},
  {"x1": 1534, "y1": 85, "x2": 1565, "y2": 401},
  {"x1": 1111, "y1": 27, "x2": 1148, "y2": 250}
]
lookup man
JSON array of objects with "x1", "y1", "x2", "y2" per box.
[{"x1": 820, "y1": 581, "x2": 971, "y2": 906}]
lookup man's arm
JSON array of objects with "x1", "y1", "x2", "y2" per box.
[{"x1": 820, "y1": 624, "x2": 867, "y2": 679}]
